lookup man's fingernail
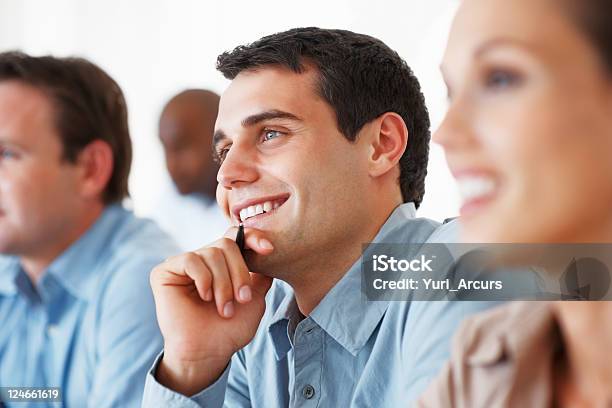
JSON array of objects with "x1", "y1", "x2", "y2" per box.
[
  {"x1": 259, "y1": 238, "x2": 273, "y2": 250},
  {"x1": 204, "y1": 289, "x2": 213, "y2": 301},
  {"x1": 223, "y1": 301, "x2": 234, "y2": 318},
  {"x1": 239, "y1": 285, "x2": 252, "y2": 302}
]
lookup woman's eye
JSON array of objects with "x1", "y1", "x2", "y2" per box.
[
  {"x1": 485, "y1": 69, "x2": 522, "y2": 90},
  {"x1": 0, "y1": 148, "x2": 17, "y2": 160},
  {"x1": 262, "y1": 129, "x2": 284, "y2": 142}
]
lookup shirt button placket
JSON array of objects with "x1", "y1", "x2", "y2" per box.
[{"x1": 291, "y1": 321, "x2": 322, "y2": 407}]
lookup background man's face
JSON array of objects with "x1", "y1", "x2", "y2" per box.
[
  {"x1": 214, "y1": 66, "x2": 373, "y2": 277},
  {"x1": 0, "y1": 81, "x2": 82, "y2": 257},
  {"x1": 159, "y1": 96, "x2": 218, "y2": 196}
]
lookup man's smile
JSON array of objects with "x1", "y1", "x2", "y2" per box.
[{"x1": 232, "y1": 193, "x2": 290, "y2": 224}]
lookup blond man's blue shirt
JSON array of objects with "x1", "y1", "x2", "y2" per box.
[{"x1": 0, "y1": 204, "x2": 179, "y2": 407}]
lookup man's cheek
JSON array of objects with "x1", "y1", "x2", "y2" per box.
[
  {"x1": 0, "y1": 180, "x2": 19, "y2": 210},
  {"x1": 216, "y1": 188, "x2": 231, "y2": 219}
]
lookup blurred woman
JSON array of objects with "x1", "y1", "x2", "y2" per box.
[{"x1": 418, "y1": 0, "x2": 612, "y2": 405}]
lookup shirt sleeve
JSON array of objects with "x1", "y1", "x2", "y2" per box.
[
  {"x1": 142, "y1": 353, "x2": 231, "y2": 408},
  {"x1": 141, "y1": 349, "x2": 252, "y2": 408},
  {"x1": 86, "y1": 256, "x2": 166, "y2": 408}
]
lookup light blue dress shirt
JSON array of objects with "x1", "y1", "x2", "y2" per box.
[
  {"x1": 0, "y1": 204, "x2": 180, "y2": 408},
  {"x1": 143, "y1": 203, "x2": 500, "y2": 407}
]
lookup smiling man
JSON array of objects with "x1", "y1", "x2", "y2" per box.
[{"x1": 143, "y1": 27, "x2": 495, "y2": 407}]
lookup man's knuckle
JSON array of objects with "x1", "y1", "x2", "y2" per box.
[
  {"x1": 208, "y1": 247, "x2": 225, "y2": 263},
  {"x1": 180, "y1": 252, "x2": 200, "y2": 268},
  {"x1": 217, "y1": 237, "x2": 235, "y2": 250}
]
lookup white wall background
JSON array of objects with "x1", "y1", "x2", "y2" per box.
[{"x1": 0, "y1": 0, "x2": 459, "y2": 222}]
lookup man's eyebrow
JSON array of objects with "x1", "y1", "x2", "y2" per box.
[
  {"x1": 212, "y1": 110, "x2": 303, "y2": 149},
  {"x1": 241, "y1": 109, "x2": 302, "y2": 127}
]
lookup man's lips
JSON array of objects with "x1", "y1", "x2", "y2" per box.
[{"x1": 231, "y1": 194, "x2": 290, "y2": 223}]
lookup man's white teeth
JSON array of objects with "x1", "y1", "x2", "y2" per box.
[
  {"x1": 239, "y1": 200, "x2": 281, "y2": 222},
  {"x1": 457, "y1": 176, "x2": 497, "y2": 204}
]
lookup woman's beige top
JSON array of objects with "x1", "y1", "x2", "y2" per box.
[{"x1": 416, "y1": 301, "x2": 561, "y2": 407}]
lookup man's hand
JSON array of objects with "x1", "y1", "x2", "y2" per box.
[{"x1": 150, "y1": 227, "x2": 274, "y2": 396}]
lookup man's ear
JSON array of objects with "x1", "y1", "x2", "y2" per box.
[
  {"x1": 76, "y1": 139, "x2": 114, "y2": 201},
  {"x1": 368, "y1": 112, "x2": 408, "y2": 178}
]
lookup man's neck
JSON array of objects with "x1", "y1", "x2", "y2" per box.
[
  {"x1": 20, "y1": 204, "x2": 105, "y2": 283},
  {"x1": 289, "y1": 202, "x2": 401, "y2": 316},
  {"x1": 290, "y1": 240, "x2": 365, "y2": 316}
]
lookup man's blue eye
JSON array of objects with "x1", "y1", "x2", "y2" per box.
[{"x1": 263, "y1": 130, "x2": 283, "y2": 142}]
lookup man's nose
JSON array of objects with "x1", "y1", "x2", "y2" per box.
[{"x1": 217, "y1": 145, "x2": 258, "y2": 189}]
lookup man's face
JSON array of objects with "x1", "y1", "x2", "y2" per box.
[
  {"x1": 159, "y1": 99, "x2": 217, "y2": 195},
  {"x1": 214, "y1": 66, "x2": 372, "y2": 276},
  {"x1": 0, "y1": 81, "x2": 83, "y2": 257}
]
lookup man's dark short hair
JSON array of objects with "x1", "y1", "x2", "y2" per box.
[
  {"x1": 0, "y1": 51, "x2": 132, "y2": 204},
  {"x1": 216, "y1": 27, "x2": 431, "y2": 208}
]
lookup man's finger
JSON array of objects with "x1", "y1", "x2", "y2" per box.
[
  {"x1": 222, "y1": 226, "x2": 274, "y2": 255},
  {"x1": 153, "y1": 252, "x2": 213, "y2": 301},
  {"x1": 201, "y1": 247, "x2": 236, "y2": 318},
  {"x1": 216, "y1": 238, "x2": 255, "y2": 304}
]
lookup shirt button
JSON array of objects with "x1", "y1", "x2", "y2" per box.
[{"x1": 302, "y1": 384, "x2": 315, "y2": 399}]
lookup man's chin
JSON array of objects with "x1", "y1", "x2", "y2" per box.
[
  {"x1": 0, "y1": 241, "x2": 17, "y2": 256},
  {"x1": 177, "y1": 187, "x2": 192, "y2": 196},
  {"x1": 173, "y1": 181, "x2": 194, "y2": 196},
  {"x1": 244, "y1": 251, "x2": 284, "y2": 278},
  {"x1": 0, "y1": 228, "x2": 25, "y2": 256}
]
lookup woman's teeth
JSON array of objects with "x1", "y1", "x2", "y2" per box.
[
  {"x1": 457, "y1": 176, "x2": 497, "y2": 204},
  {"x1": 239, "y1": 200, "x2": 282, "y2": 222}
]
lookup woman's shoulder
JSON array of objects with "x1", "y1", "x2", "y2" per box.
[{"x1": 416, "y1": 301, "x2": 556, "y2": 407}]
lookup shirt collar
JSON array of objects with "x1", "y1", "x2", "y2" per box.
[
  {"x1": 267, "y1": 203, "x2": 417, "y2": 357},
  {"x1": 267, "y1": 283, "x2": 300, "y2": 360},
  {"x1": 44, "y1": 204, "x2": 127, "y2": 301},
  {"x1": 0, "y1": 257, "x2": 21, "y2": 295},
  {"x1": 0, "y1": 205, "x2": 126, "y2": 301}
]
